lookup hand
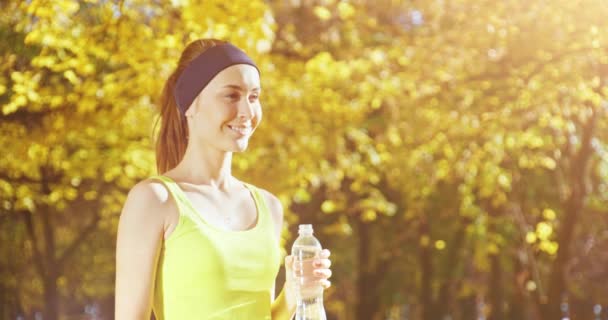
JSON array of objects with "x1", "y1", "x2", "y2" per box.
[
  {"x1": 284, "y1": 249, "x2": 332, "y2": 309},
  {"x1": 311, "y1": 249, "x2": 332, "y2": 289}
]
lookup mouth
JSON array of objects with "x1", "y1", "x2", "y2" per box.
[{"x1": 227, "y1": 125, "x2": 253, "y2": 136}]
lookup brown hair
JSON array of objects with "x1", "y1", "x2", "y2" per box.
[{"x1": 154, "y1": 38, "x2": 227, "y2": 174}]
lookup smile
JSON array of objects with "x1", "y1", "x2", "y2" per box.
[{"x1": 227, "y1": 125, "x2": 252, "y2": 136}]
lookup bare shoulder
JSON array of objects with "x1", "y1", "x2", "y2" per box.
[
  {"x1": 256, "y1": 188, "x2": 284, "y2": 236},
  {"x1": 258, "y1": 188, "x2": 283, "y2": 217},
  {"x1": 120, "y1": 178, "x2": 172, "y2": 225},
  {"x1": 115, "y1": 178, "x2": 171, "y2": 319}
]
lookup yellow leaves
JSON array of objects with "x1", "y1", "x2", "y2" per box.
[
  {"x1": 540, "y1": 157, "x2": 556, "y2": 170},
  {"x1": 305, "y1": 51, "x2": 335, "y2": 74},
  {"x1": 63, "y1": 70, "x2": 81, "y2": 85},
  {"x1": 590, "y1": 25, "x2": 599, "y2": 35},
  {"x1": 124, "y1": 165, "x2": 137, "y2": 178},
  {"x1": 27, "y1": 0, "x2": 80, "y2": 18},
  {"x1": 526, "y1": 231, "x2": 537, "y2": 244},
  {"x1": 526, "y1": 280, "x2": 537, "y2": 292},
  {"x1": 256, "y1": 39, "x2": 273, "y2": 53},
  {"x1": 170, "y1": 0, "x2": 188, "y2": 7},
  {"x1": 70, "y1": 176, "x2": 82, "y2": 187},
  {"x1": 321, "y1": 200, "x2": 338, "y2": 213},
  {"x1": 337, "y1": 2, "x2": 355, "y2": 20},
  {"x1": 369, "y1": 49, "x2": 386, "y2": 65},
  {"x1": 526, "y1": 219, "x2": 559, "y2": 256},
  {"x1": 84, "y1": 191, "x2": 98, "y2": 201},
  {"x1": 522, "y1": 131, "x2": 545, "y2": 149},
  {"x1": 25, "y1": 0, "x2": 53, "y2": 18},
  {"x1": 539, "y1": 241, "x2": 559, "y2": 255},
  {"x1": 536, "y1": 222, "x2": 553, "y2": 240},
  {"x1": 313, "y1": 6, "x2": 332, "y2": 21},
  {"x1": 324, "y1": 216, "x2": 353, "y2": 236},
  {"x1": 362, "y1": 209, "x2": 377, "y2": 222},
  {"x1": 209, "y1": 23, "x2": 230, "y2": 39},
  {"x1": 442, "y1": 144, "x2": 455, "y2": 159},
  {"x1": 4, "y1": 71, "x2": 43, "y2": 114},
  {"x1": 293, "y1": 188, "x2": 311, "y2": 203},
  {"x1": 434, "y1": 240, "x2": 446, "y2": 250},
  {"x1": 31, "y1": 55, "x2": 57, "y2": 68},
  {"x1": 103, "y1": 166, "x2": 122, "y2": 183},
  {"x1": 15, "y1": 185, "x2": 36, "y2": 212},
  {"x1": 371, "y1": 97, "x2": 382, "y2": 109},
  {"x1": 497, "y1": 173, "x2": 511, "y2": 190},
  {"x1": 56, "y1": 0, "x2": 80, "y2": 16},
  {"x1": 27, "y1": 144, "x2": 48, "y2": 162},
  {"x1": 543, "y1": 208, "x2": 556, "y2": 221},
  {"x1": 0, "y1": 180, "x2": 13, "y2": 200},
  {"x1": 435, "y1": 159, "x2": 450, "y2": 180},
  {"x1": 387, "y1": 126, "x2": 402, "y2": 147}
]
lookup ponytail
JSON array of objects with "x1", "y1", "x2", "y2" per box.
[{"x1": 154, "y1": 38, "x2": 227, "y2": 174}]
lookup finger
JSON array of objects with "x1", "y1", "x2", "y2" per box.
[
  {"x1": 314, "y1": 258, "x2": 331, "y2": 269},
  {"x1": 320, "y1": 249, "x2": 331, "y2": 258},
  {"x1": 284, "y1": 255, "x2": 294, "y2": 269},
  {"x1": 319, "y1": 280, "x2": 331, "y2": 289},
  {"x1": 314, "y1": 269, "x2": 332, "y2": 279}
]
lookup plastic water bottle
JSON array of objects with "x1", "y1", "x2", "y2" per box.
[{"x1": 291, "y1": 224, "x2": 327, "y2": 320}]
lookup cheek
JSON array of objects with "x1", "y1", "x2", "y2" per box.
[
  {"x1": 216, "y1": 103, "x2": 238, "y2": 122},
  {"x1": 254, "y1": 106, "x2": 263, "y2": 126}
]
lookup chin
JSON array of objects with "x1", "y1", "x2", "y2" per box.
[{"x1": 231, "y1": 141, "x2": 249, "y2": 152}]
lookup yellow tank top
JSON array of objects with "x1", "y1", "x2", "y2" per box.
[{"x1": 150, "y1": 175, "x2": 281, "y2": 320}]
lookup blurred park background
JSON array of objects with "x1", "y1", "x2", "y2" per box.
[{"x1": 1, "y1": 0, "x2": 607, "y2": 319}]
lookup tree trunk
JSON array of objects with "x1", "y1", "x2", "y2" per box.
[
  {"x1": 509, "y1": 256, "x2": 526, "y2": 320},
  {"x1": 419, "y1": 217, "x2": 434, "y2": 320},
  {"x1": 42, "y1": 269, "x2": 59, "y2": 320},
  {"x1": 434, "y1": 218, "x2": 467, "y2": 319},
  {"x1": 356, "y1": 219, "x2": 382, "y2": 320},
  {"x1": 544, "y1": 106, "x2": 597, "y2": 320},
  {"x1": 488, "y1": 254, "x2": 503, "y2": 320}
]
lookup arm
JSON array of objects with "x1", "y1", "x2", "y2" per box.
[
  {"x1": 115, "y1": 181, "x2": 168, "y2": 320},
  {"x1": 263, "y1": 190, "x2": 332, "y2": 320},
  {"x1": 262, "y1": 191, "x2": 296, "y2": 320}
]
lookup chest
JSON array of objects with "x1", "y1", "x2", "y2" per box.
[
  {"x1": 160, "y1": 207, "x2": 281, "y2": 293},
  {"x1": 181, "y1": 187, "x2": 259, "y2": 231}
]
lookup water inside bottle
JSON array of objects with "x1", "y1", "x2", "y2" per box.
[
  {"x1": 293, "y1": 245, "x2": 323, "y2": 297},
  {"x1": 292, "y1": 227, "x2": 326, "y2": 320}
]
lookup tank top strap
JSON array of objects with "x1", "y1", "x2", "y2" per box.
[
  {"x1": 150, "y1": 176, "x2": 273, "y2": 232},
  {"x1": 243, "y1": 183, "x2": 273, "y2": 229},
  {"x1": 149, "y1": 175, "x2": 198, "y2": 221}
]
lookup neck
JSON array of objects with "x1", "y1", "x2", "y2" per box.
[{"x1": 170, "y1": 143, "x2": 235, "y2": 190}]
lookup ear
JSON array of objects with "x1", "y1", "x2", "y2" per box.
[
  {"x1": 184, "y1": 95, "x2": 201, "y2": 118},
  {"x1": 184, "y1": 104, "x2": 196, "y2": 118}
]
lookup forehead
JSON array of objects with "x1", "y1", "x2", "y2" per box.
[{"x1": 209, "y1": 64, "x2": 260, "y2": 89}]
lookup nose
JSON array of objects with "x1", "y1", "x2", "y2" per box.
[{"x1": 237, "y1": 97, "x2": 255, "y2": 120}]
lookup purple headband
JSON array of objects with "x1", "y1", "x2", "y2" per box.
[{"x1": 173, "y1": 43, "x2": 259, "y2": 114}]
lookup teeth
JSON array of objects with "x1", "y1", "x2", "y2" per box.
[{"x1": 228, "y1": 125, "x2": 252, "y2": 135}]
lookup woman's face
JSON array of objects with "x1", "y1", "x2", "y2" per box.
[{"x1": 185, "y1": 64, "x2": 262, "y2": 153}]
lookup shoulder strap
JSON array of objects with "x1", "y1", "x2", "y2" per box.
[
  {"x1": 149, "y1": 175, "x2": 196, "y2": 219},
  {"x1": 243, "y1": 183, "x2": 272, "y2": 227}
]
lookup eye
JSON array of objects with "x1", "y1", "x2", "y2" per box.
[
  {"x1": 226, "y1": 93, "x2": 240, "y2": 101},
  {"x1": 249, "y1": 94, "x2": 260, "y2": 102}
]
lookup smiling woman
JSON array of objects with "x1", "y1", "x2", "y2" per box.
[{"x1": 113, "y1": 39, "x2": 333, "y2": 320}]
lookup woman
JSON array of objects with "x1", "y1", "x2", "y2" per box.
[{"x1": 115, "y1": 39, "x2": 332, "y2": 319}]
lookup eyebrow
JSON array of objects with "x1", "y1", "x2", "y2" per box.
[{"x1": 222, "y1": 84, "x2": 261, "y2": 92}]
